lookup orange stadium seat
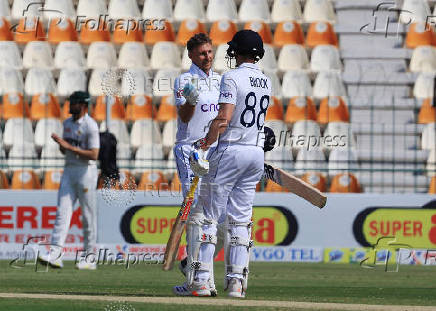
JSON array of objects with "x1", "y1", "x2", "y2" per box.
[
  {"x1": 2, "y1": 93, "x2": 29, "y2": 120},
  {"x1": 0, "y1": 18, "x2": 13, "y2": 41},
  {"x1": 306, "y1": 22, "x2": 338, "y2": 48},
  {"x1": 93, "y1": 96, "x2": 126, "y2": 121},
  {"x1": 329, "y1": 173, "x2": 361, "y2": 193},
  {"x1": 137, "y1": 170, "x2": 168, "y2": 191},
  {"x1": 0, "y1": 170, "x2": 9, "y2": 189},
  {"x1": 156, "y1": 96, "x2": 177, "y2": 122},
  {"x1": 418, "y1": 98, "x2": 436, "y2": 124},
  {"x1": 265, "y1": 179, "x2": 289, "y2": 192},
  {"x1": 301, "y1": 172, "x2": 327, "y2": 192},
  {"x1": 266, "y1": 97, "x2": 284, "y2": 121},
  {"x1": 62, "y1": 100, "x2": 71, "y2": 120},
  {"x1": 79, "y1": 19, "x2": 111, "y2": 44},
  {"x1": 317, "y1": 96, "x2": 349, "y2": 124},
  {"x1": 176, "y1": 19, "x2": 207, "y2": 45},
  {"x1": 244, "y1": 21, "x2": 273, "y2": 44},
  {"x1": 43, "y1": 170, "x2": 63, "y2": 190},
  {"x1": 113, "y1": 20, "x2": 144, "y2": 44},
  {"x1": 30, "y1": 94, "x2": 61, "y2": 120},
  {"x1": 285, "y1": 97, "x2": 317, "y2": 123},
  {"x1": 209, "y1": 20, "x2": 237, "y2": 46},
  {"x1": 429, "y1": 176, "x2": 436, "y2": 194},
  {"x1": 144, "y1": 20, "x2": 175, "y2": 44},
  {"x1": 405, "y1": 22, "x2": 435, "y2": 48},
  {"x1": 11, "y1": 170, "x2": 41, "y2": 190},
  {"x1": 126, "y1": 95, "x2": 155, "y2": 121},
  {"x1": 48, "y1": 18, "x2": 78, "y2": 44},
  {"x1": 273, "y1": 21, "x2": 305, "y2": 47},
  {"x1": 14, "y1": 17, "x2": 46, "y2": 43}
]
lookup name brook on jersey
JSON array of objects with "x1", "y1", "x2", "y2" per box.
[{"x1": 250, "y1": 77, "x2": 268, "y2": 89}]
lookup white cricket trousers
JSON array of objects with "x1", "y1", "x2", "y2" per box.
[
  {"x1": 196, "y1": 145, "x2": 264, "y2": 281},
  {"x1": 51, "y1": 165, "x2": 98, "y2": 253},
  {"x1": 173, "y1": 143, "x2": 217, "y2": 214}
]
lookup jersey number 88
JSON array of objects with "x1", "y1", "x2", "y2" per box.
[{"x1": 240, "y1": 92, "x2": 270, "y2": 130}]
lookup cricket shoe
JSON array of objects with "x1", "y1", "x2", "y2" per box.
[
  {"x1": 37, "y1": 248, "x2": 64, "y2": 268},
  {"x1": 178, "y1": 259, "x2": 217, "y2": 296},
  {"x1": 189, "y1": 280, "x2": 211, "y2": 297},
  {"x1": 172, "y1": 282, "x2": 191, "y2": 296},
  {"x1": 75, "y1": 261, "x2": 97, "y2": 270},
  {"x1": 226, "y1": 278, "x2": 245, "y2": 298}
]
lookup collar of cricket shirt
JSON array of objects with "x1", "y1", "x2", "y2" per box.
[
  {"x1": 190, "y1": 63, "x2": 212, "y2": 78},
  {"x1": 238, "y1": 63, "x2": 260, "y2": 70},
  {"x1": 74, "y1": 113, "x2": 87, "y2": 124}
]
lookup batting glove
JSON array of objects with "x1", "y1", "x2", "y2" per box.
[
  {"x1": 183, "y1": 80, "x2": 199, "y2": 106},
  {"x1": 263, "y1": 126, "x2": 276, "y2": 152},
  {"x1": 189, "y1": 148, "x2": 209, "y2": 176}
]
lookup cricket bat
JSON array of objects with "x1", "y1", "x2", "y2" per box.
[
  {"x1": 264, "y1": 162, "x2": 327, "y2": 209},
  {"x1": 162, "y1": 176, "x2": 200, "y2": 271}
]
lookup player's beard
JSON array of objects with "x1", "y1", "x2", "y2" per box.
[
  {"x1": 69, "y1": 104, "x2": 82, "y2": 117},
  {"x1": 200, "y1": 59, "x2": 212, "y2": 73}
]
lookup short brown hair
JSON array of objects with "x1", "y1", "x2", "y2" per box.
[{"x1": 187, "y1": 33, "x2": 212, "y2": 52}]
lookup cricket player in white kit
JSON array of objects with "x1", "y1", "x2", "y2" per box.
[
  {"x1": 188, "y1": 30, "x2": 271, "y2": 298},
  {"x1": 172, "y1": 33, "x2": 222, "y2": 295},
  {"x1": 38, "y1": 91, "x2": 100, "y2": 270}
]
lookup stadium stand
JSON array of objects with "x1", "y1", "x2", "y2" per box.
[
  {"x1": 285, "y1": 97, "x2": 317, "y2": 123},
  {"x1": 11, "y1": 170, "x2": 41, "y2": 190},
  {"x1": 273, "y1": 21, "x2": 304, "y2": 46},
  {"x1": 0, "y1": 0, "x2": 433, "y2": 193},
  {"x1": 118, "y1": 42, "x2": 150, "y2": 69},
  {"x1": 47, "y1": 18, "x2": 78, "y2": 44},
  {"x1": 35, "y1": 118, "x2": 62, "y2": 145},
  {"x1": 42, "y1": 169, "x2": 63, "y2": 190},
  {"x1": 0, "y1": 41, "x2": 22, "y2": 69},
  {"x1": 301, "y1": 172, "x2": 327, "y2": 192},
  {"x1": 271, "y1": 0, "x2": 302, "y2": 23},
  {"x1": 142, "y1": 0, "x2": 172, "y2": 20},
  {"x1": 207, "y1": 0, "x2": 238, "y2": 22}
]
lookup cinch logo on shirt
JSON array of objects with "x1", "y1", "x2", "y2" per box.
[
  {"x1": 249, "y1": 77, "x2": 268, "y2": 89},
  {"x1": 201, "y1": 103, "x2": 219, "y2": 112},
  {"x1": 176, "y1": 89, "x2": 184, "y2": 98},
  {"x1": 220, "y1": 92, "x2": 232, "y2": 98}
]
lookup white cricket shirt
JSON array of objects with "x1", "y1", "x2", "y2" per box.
[
  {"x1": 62, "y1": 113, "x2": 100, "y2": 166},
  {"x1": 174, "y1": 63, "x2": 221, "y2": 144},
  {"x1": 217, "y1": 63, "x2": 271, "y2": 147}
]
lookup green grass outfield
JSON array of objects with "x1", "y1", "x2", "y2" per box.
[{"x1": 1, "y1": 260, "x2": 436, "y2": 310}]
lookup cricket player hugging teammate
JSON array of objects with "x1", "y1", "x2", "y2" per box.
[{"x1": 186, "y1": 30, "x2": 271, "y2": 298}]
